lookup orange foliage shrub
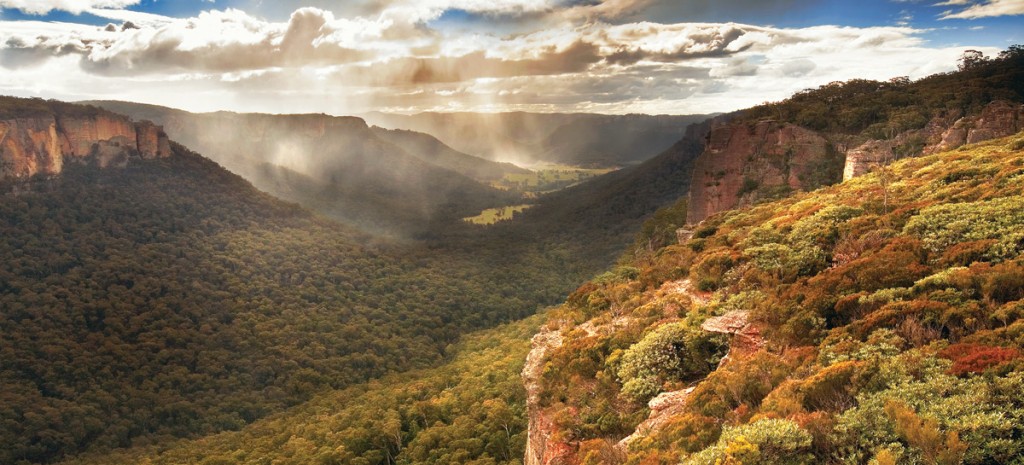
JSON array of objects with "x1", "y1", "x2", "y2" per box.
[
  {"x1": 938, "y1": 343, "x2": 1021, "y2": 375},
  {"x1": 940, "y1": 239, "x2": 999, "y2": 266}
]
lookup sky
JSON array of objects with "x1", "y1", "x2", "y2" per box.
[{"x1": 0, "y1": 0, "x2": 1021, "y2": 115}]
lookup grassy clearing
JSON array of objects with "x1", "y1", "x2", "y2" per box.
[
  {"x1": 463, "y1": 204, "x2": 534, "y2": 225},
  {"x1": 491, "y1": 164, "x2": 616, "y2": 194}
]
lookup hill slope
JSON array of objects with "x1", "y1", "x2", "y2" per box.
[
  {"x1": 58, "y1": 315, "x2": 542, "y2": 465},
  {"x1": 496, "y1": 119, "x2": 711, "y2": 266},
  {"x1": 0, "y1": 134, "x2": 584, "y2": 465},
  {"x1": 369, "y1": 126, "x2": 529, "y2": 181},
  {"x1": 524, "y1": 132, "x2": 1024, "y2": 464}
]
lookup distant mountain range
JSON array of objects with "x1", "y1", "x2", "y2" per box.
[
  {"x1": 85, "y1": 101, "x2": 526, "y2": 236},
  {"x1": 362, "y1": 111, "x2": 713, "y2": 167}
]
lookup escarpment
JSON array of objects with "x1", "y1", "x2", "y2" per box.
[
  {"x1": 687, "y1": 120, "x2": 832, "y2": 224},
  {"x1": 0, "y1": 98, "x2": 172, "y2": 181},
  {"x1": 686, "y1": 99, "x2": 1024, "y2": 224},
  {"x1": 843, "y1": 100, "x2": 1024, "y2": 180}
]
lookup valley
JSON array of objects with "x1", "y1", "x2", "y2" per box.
[{"x1": 0, "y1": 1, "x2": 1023, "y2": 464}]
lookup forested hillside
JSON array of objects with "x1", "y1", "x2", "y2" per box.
[
  {"x1": 0, "y1": 143, "x2": 586, "y2": 465},
  {"x1": 525, "y1": 131, "x2": 1024, "y2": 464},
  {"x1": 59, "y1": 316, "x2": 542, "y2": 465}
]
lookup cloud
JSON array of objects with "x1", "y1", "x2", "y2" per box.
[
  {"x1": 0, "y1": 8, "x2": 384, "y2": 75},
  {"x1": 0, "y1": 0, "x2": 140, "y2": 14},
  {"x1": 939, "y1": 0, "x2": 1024, "y2": 19},
  {"x1": 0, "y1": 3, "x2": 1005, "y2": 116},
  {"x1": 353, "y1": 41, "x2": 603, "y2": 85}
]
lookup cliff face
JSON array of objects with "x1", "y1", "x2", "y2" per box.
[
  {"x1": 687, "y1": 120, "x2": 830, "y2": 224},
  {"x1": 687, "y1": 100, "x2": 1024, "y2": 224},
  {"x1": 0, "y1": 117, "x2": 64, "y2": 179},
  {"x1": 0, "y1": 102, "x2": 171, "y2": 181},
  {"x1": 842, "y1": 100, "x2": 1024, "y2": 181},
  {"x1": 523, "y1": 329, "x2": 570, "y2": 465},
  {"x1": 933, "y1": 100, "x2": 1024, "y2": 152}
]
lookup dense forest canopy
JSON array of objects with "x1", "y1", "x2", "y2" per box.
[{"x1": 0, "y1": 144, "x2": 597, "y2": 464}]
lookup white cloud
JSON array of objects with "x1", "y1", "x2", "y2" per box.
[
  {"x1": 939, "y1": 0, "x2": 1024, "y2": 19},
  {"x1": 0, "y1": 3, "x2": 1005, "y2": 115},
  {"x1": 85, "y1": 7, "x2": 174, "y2": 27},
  {"x1": 0, "y1": 0, "x2": 140, "y2": 15}
]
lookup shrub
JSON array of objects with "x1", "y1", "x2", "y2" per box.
[
  {"x1": 939, "y1": 343, "x2": 1021, "y2": 376},
  {"x1": 616, "y1": 322, "x2": 726, "y2": 402},
  {"x1": 682, "y1": 418, "x2": 814, "y2": 465},
  {"x1": 981, "y1": 261, "x2": 1024, "y2": 303},
  {"x1": 692, "y1": 249, "x2": 736, "y2": 291},
  {"x1": 904, "y1": 196, "x2": 1024, "y2": 257}
]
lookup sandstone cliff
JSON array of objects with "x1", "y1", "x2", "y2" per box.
[
  {"x1": 686, "y1": 100, "x2": 1024, "y2": 224},
  {"x1": 522, "y1": 279, "x2": 765, "y2": 465},
  {"x1": 842, "y1": 100, "x2": 1024, "y2": 181},
  {"x1": 0, "y1": 98, "x2": 171, "y2": 181},
  {"x1": 687, "y1": 120, "x2": 832, "y2": 224}
]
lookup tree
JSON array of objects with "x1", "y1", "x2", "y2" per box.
[{"x1": 958, "y1": 50, "x2": 987, "y2": 71}]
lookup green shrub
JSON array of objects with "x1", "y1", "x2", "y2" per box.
[
  {"x1": 682, "y1": 418, "x2": 814, "y2": 465},
  {"x1": 904, "y1": 196, "x2": 1024, "y2": 258},
  {"x1": 616, "y1": 322, "x2": 726, "y2": 403}
]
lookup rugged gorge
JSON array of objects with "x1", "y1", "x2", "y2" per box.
[{"x1": 0, "y1": 99, "x2": 171, "y2": 180}]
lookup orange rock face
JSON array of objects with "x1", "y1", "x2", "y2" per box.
[
  {"x1": 687, "y1": 120, "x2": 829, "y2": 224},
  {"x1": 0, "y1": 107, "x2": 172, "y2": 181},
  {"x1": 134, "y1": 120, "x2": 172, "y2": 159},
  {"x1": 701, "y1": 311, "x2": 764, "y2": 357},
  {"x1": 0, "y1": 117, "x2": 64, "y2": 179},
  {"x1": 844, "y1": 100, "x2": 1024, "y2": 181},
  {"x1": 57, "y1": 114, "x2": 138, "y2": 157}
]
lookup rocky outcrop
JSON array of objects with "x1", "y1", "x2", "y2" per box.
[
  {"x1": 523, "y1": 280, "x2": 713, "y2": 464},
  {"x1": 844, "y1": 100, "x2": 1024, "y2": 181},
  {"x1": 616, "y1": 310, "x2": 764, "y2": 451},
  {"x1": 616, "y1": 387, "x2": 695, "y2": 451},
  {"x1": 524, "y1": 315, "x2": 643, "y2": 465},
  {"x1": 701, "y1": 311, "x2": 764, "y2": 362},
  {"x1": 135, "y1": 120, "x2": 172, "y2": 160},
  {"x1": 842, "y1": 139, "x2": 894, "y2": 180},
  {"x1": 0, "y1": 100, "x2": 171, "y2": 181},
  {"x1": 933, "y1": 100, "x2": 1024, "y2": 153},
  {"x1": 687, "y1": 120, "x2": 830, "y2": 224},
  {"x1": 0, "y1": 117, "x2": 64, "y2": 179},
  {"x1": 523, "y1": 329, "x2": 566, "y2": 465}
]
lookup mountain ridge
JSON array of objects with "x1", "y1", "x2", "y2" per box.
[
  {"x1": 0, "y1": 97, "x2": 172, "y2": 181},
  {"x1": 82, "y1": 100, "x2": 522, "y2": 237},
  {"x1": 362, "y1": 111, "x2": 715, "y2": 167}
]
